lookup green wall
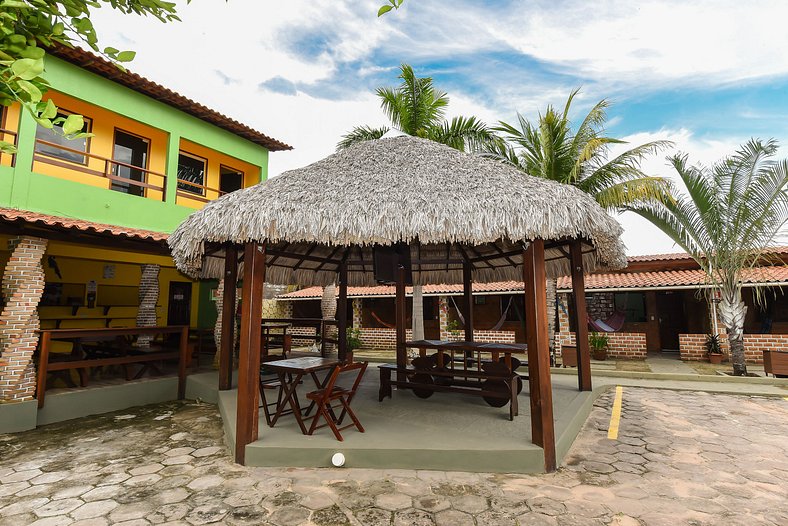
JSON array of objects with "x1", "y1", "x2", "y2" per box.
[{"x1": 1, "y1": 56, "x2": 271, "y2": 233}]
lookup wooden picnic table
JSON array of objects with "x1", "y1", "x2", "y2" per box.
[
  {"x1": 379, "y1": 340, "x2": 528, "y2": 420},
  {"x1": 262, "y1": 356, "x2": 340, "y2": 433}
]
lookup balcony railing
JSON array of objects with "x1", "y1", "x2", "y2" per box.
[
  {"x1": 0, "y1": 127, "x2": 19, "y2": 167},
  {"x1": 34, "y1": 138, "x2": 167, "y2": 200},
  {"x1": 176, "y1": 179, "x2": 226, "y2": 204}
]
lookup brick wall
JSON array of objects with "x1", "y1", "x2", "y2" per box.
[
  {"x1": 213, "y1": 278, "x2": 240, "y2": 367},
  {"x1": 352, "y1": 299, "x2": 363, "y2": 328},
  {"x1": 290, "y1": 326, "x2": 318, "y2": 347},
  {"x1": 588, "y1": 292, "x2": 615, "y2": 321},
  {"x1": 0, "y1": 236, "x2": 48, "y2": 403},
  {"x1": 679, "y1": 333, "x2": 787, "y2": 363},
  {"x1": 358, "y1": 327, "x2": 515, "y2": 350},
  {"x1": 446, "y1": 330, "x2": 516, "y2": 344},
  {"x1": 135, "y1": 264, "x2": 159, "y2": 348},
  {"x1": 556, "y1": 330, "x2": 648, "y2": 359},
  {"x1": 438, "y1": 296, "x2": 449, "y2": 340}
]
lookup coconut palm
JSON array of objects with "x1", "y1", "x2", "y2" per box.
[
  {"x1": 488, "y1": 88, "x2": 671, "y2": 211},
  {"x1": 340, "y1": 64, "x2": 499, "y2": 341},
  {"x1": 488, "y1": 89, "x2": 672, "y2": 353},
  {"x1": 630, "y1": 139, "x2": 788, "y2": 375},
  {"x1": 338, "y1": 64, "x2": 498, "y2": 152}
]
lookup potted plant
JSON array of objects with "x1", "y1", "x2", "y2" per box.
[
  {"x1": 346, "y1": 327, "x2": 363, "y2": 362},
  {"x1": 705, "y1": 334, "x2": 723, "y2": 364},
  {"x1": 589, "y1": 332, "x2": 609, "y2": 361},
  {"x1": 446, "y1": 319, "x2": 462, "y2": 341}
]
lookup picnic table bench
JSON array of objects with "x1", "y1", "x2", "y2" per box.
[
  {"x1": 36, "y1": 326, "x2": 191, "y2": 408},
  {"x1": 378, "y1": 339, "x2": 528, "y2": 420}
]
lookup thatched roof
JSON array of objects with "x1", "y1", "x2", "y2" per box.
[{"x1": 169, "y1": 136, "x2": 627, "y2": 286}]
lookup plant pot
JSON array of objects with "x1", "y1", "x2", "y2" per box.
[
  {"x1": 708, "y1": 353, "x2": 723, "y2": 365},
  {"x1": 592, "y1": 348, "x2": 607, "y2": 361}
]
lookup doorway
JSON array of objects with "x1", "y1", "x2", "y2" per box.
[
  {"x1": 220, "y1": 166, "x2": 244, "y2": 194},
  {"x1": 656, "y1": 291, "x2": 687, "y2": 351},
  {"x1": 167, "y1": 282, "x2": 192, "y2": 326},
  {"x1": 112, "y1": 130, "x2": 149, "y2": 196}
]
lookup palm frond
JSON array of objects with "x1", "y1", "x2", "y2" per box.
[
  {"x1": 337, "y1": 125, "x2": 390, "y2": 150},
  {"x1": 428, "y1": 116, "x2": 500, "y2": 152}
]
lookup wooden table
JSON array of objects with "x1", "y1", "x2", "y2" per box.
[
  {"x1": 261, "y1": 322, "x2": 292, "y2": 356},
  {"x1": 379, "y1": 340, "x2": 528, "y2": 420},
  {"x1": 262, "y1": 356, "x2": 340, "y2": 433}
]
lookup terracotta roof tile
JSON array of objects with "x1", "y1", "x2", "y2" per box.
[
  {"x1": 49, "y1": 45, "x2": 292, "y2": 152},
  {"x1": 0, "y1": 208, "x2": 168, "y2": 243}
]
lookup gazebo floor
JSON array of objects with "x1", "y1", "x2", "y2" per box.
[{"x1": 215, "y1": 371, "x2": 599, "y2": 473}]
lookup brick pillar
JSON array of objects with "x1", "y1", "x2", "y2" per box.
[
  {"x1": 136, "y1": 264, "x2": 160, "y2": 348},
  {"x1": 352, "y1": 298, "x2": 363, "y2": 328},
  {"x1": 546, "y1": 278, "x2": 557, "y2": 354},
  {"x1": 0, "y1": 236, "x2": 48, "y2": 403},
  {"x1": 438, "y1": 296, "x2": 449, "y2": 340},
  {"x1": 556, "y1": 292, "x2": 571, "y2": 348},
  {"x1": 213, "y1": 278, "x2": 241, "y2": 368},
  {"x1": 321, "y1": 284, "x2": 337, "y2": 354}
]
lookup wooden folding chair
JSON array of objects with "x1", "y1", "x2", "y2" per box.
[
  {"x1": 305, "y1": 361, "x2": 367, "y2": 441},
  {"x1": 259, "y1": 354, "x2": 289, "y2": 427}
]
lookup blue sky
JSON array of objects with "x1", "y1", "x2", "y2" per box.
[{"x1": 91, "y1": 0, "x2": 788, "y2": 255}]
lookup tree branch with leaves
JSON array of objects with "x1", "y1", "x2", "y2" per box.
[{"x1": 0, "y1": 0, "x2": 181, "y2": 152}]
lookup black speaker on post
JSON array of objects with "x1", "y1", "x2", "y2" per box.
[{"x1": 373, "y1": 243, "x2": 412, "y2": 285}]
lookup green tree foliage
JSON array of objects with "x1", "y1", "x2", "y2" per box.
[
  {"x1": 630, "y1": 139, "x2": 788, "y2": 375},
  {"x1": 378, "y1": 0, "x2": 405, "y2": 17},
  {"x1": 488, "y1": 88, "x2": 671, "y2": 211},
  {"x1": 338, "y1": 64, "x2": 497, "y2": 153},
  {"x1": 0, "y1": 0, "x2": 180, "y2": 152}
]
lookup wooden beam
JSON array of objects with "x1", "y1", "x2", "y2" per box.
[
  {"x1": 570, "y1": 239, "x2": 592, "y2": 392},
  {"x1": 235, "y1": 242, "x2": 265, "y2": 465},
  {"x1": 395, "y1": 265, "x2": 407, "y2": 382},
  {"x1": 463, "y1": 260, "x2": 474, "y2": 342},
  {"x1": 337, "y1": 259, "x2": 349, "y2": 362},
  {"x1": 219, "y1": 244, "x2": 237, "y2": 391},
  {"x1": 523, "y1": 239, "x2": 557, "y2": 472}
]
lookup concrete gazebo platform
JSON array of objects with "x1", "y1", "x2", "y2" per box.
[{"x1": 169, "y1": 136, "x2": 627, "y2": 472}]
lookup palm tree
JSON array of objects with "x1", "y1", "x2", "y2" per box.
[
  {"x1": 630, "y1": 139, "x2": 788, "y2": 376},
  {"x1": 489, "y1": 88, "x2": 672, "y2": 211},
  {"x1": 487, "y1": 89, "x2": 671, "y2": 355},
  {"x1": 340, "y1": 64, "x2": 499, "y2": 341},
  {"x1": 338, "y1": 64, "x2": 498, "y2": 152}
]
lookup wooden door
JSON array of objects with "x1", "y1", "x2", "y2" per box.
[
  {"x1": 167, "y1": 282, "x2": 192, "y2": 326},
  {"x1": 656, "y1": 291, "x2": 686, "y2": 351}
]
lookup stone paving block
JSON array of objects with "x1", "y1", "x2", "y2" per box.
[
  {"x1": 34, "y1": 498, "x2": 84, "y2": 518},
  {"x1": 267, "y1": 505, "x2": 309, "y2": 526},
  {"x1": 435, "y1": 509, "x2": 474, "y2": 526},
  {"x1": 71, "y1": 500, "x2": 119, "y2": 520},
  {"x1": 374, "y1": 492, "x2": 412, "y2": 511}
]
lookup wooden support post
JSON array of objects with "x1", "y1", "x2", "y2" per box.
[
  {"x1": 570, "y1": 240, "x2": 592, "y2": 392},
  {"x1": 235, "y1": 242, "x2": 265, "y2": 465},
  {"x1": 395, "y1": 265, "x2": 407, "y2": 382},
  {"x1": 523, "y1": 240, "x2": 557, "y2": 472},
  {"x1": 463, "y1": 260, "x2": 474, "y2": 342},
  {"x1": 36, "y1": 330, "x2": 51, "y2": 408},
  {"x1": 337, "y1": 260, "x2": 348, "y2": 362},
  {"x1": 219, "y1": 244, "x2": 237, "y2": 391},
  {"x1": 178, "y1": 325, "x2": 189, "y2": 399}
]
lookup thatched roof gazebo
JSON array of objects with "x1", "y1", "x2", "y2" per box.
[{"x1": 169, "y1": 136, "x2": 627, "y2": 471}]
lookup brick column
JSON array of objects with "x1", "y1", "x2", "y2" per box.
[
  {"x1": 438, "y1": 296, "x2": 449, "y2": 340},
  {"x1": 556, "y1": 292, "x2": 572, "y2": 348},
  {"x1": 352, "y1": 298, "x2": 363, "y2": 328},
  {"x1": 546, "y1": 278, "x2": 557, "y2": 355},
  {"x1": 321, "y1": 284, "x2": 337, "y2": 354},
  {"x1": 136, "y1": 264, "x2": 160, "y2": 348},
  {"x1": 0, "y1": 236, "x2": 48, "y2": 403},
  {"x1": 213, "y1": 278, "x2": 241, "y2": 368}
]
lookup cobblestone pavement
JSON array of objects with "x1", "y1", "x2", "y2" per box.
[{"x1": 1, "y1": 388, "x2": 787, "y2": 525}]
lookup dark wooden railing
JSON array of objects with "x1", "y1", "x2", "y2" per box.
[
  {"x1": 176, "y1": 178, "x2": 226, "y2": 204},
  {"x1": 260, "y1": 317, "x2": 339, "y2": 357},
  {"x1": 36, "y1": 325, "x2": 190, "y2": 408},
  {"x1": 34, "y1": 138, "x2": 167, "y2": 199},
  {"x1": 0, "y1": 127, "x2": 19, "y2": 167}
]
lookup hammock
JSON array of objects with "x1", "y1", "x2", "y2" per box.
[
  {"x1": 587, "y1": 311, "x2": 626, "y2": 332},
  {"x1": 449, "y1": 296, "x2": 513, "y2": 331},
  {"x1": 370, "y1": 310, "x2": 410, "y2": 329}
]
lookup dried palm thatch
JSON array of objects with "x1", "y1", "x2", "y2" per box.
[{"x1": 169, "y1": 136, "x2": 627, "y2": 286}]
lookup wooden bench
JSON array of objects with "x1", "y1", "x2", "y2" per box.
[
  {"x1": 763, "y1": 349, "x2": 788, "y2": 378},
  {"x1": 378, "y1": 363, "x2": 523, "y2": 420}
]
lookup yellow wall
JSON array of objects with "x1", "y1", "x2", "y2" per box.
[
  {"x1": 0, "y1": 104, "x2": 21, "y2": 167},
  {"x1": 176, "y1": 138, "x2": 261, "y2": 209},
  {"x1": 0, "y1": 236, "x2": 200, "y2": 330},
  {"x1": 31, "y1": 92, "x2": 169, "y2": 200}
]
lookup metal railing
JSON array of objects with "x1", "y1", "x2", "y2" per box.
[{"x1": 34, "y1": 138, "x2": 167, "y2": 200}]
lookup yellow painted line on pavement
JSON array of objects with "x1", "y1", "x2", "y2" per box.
[{"x1": 608, "y1": 386, "x2": 624, "y2": 440}]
